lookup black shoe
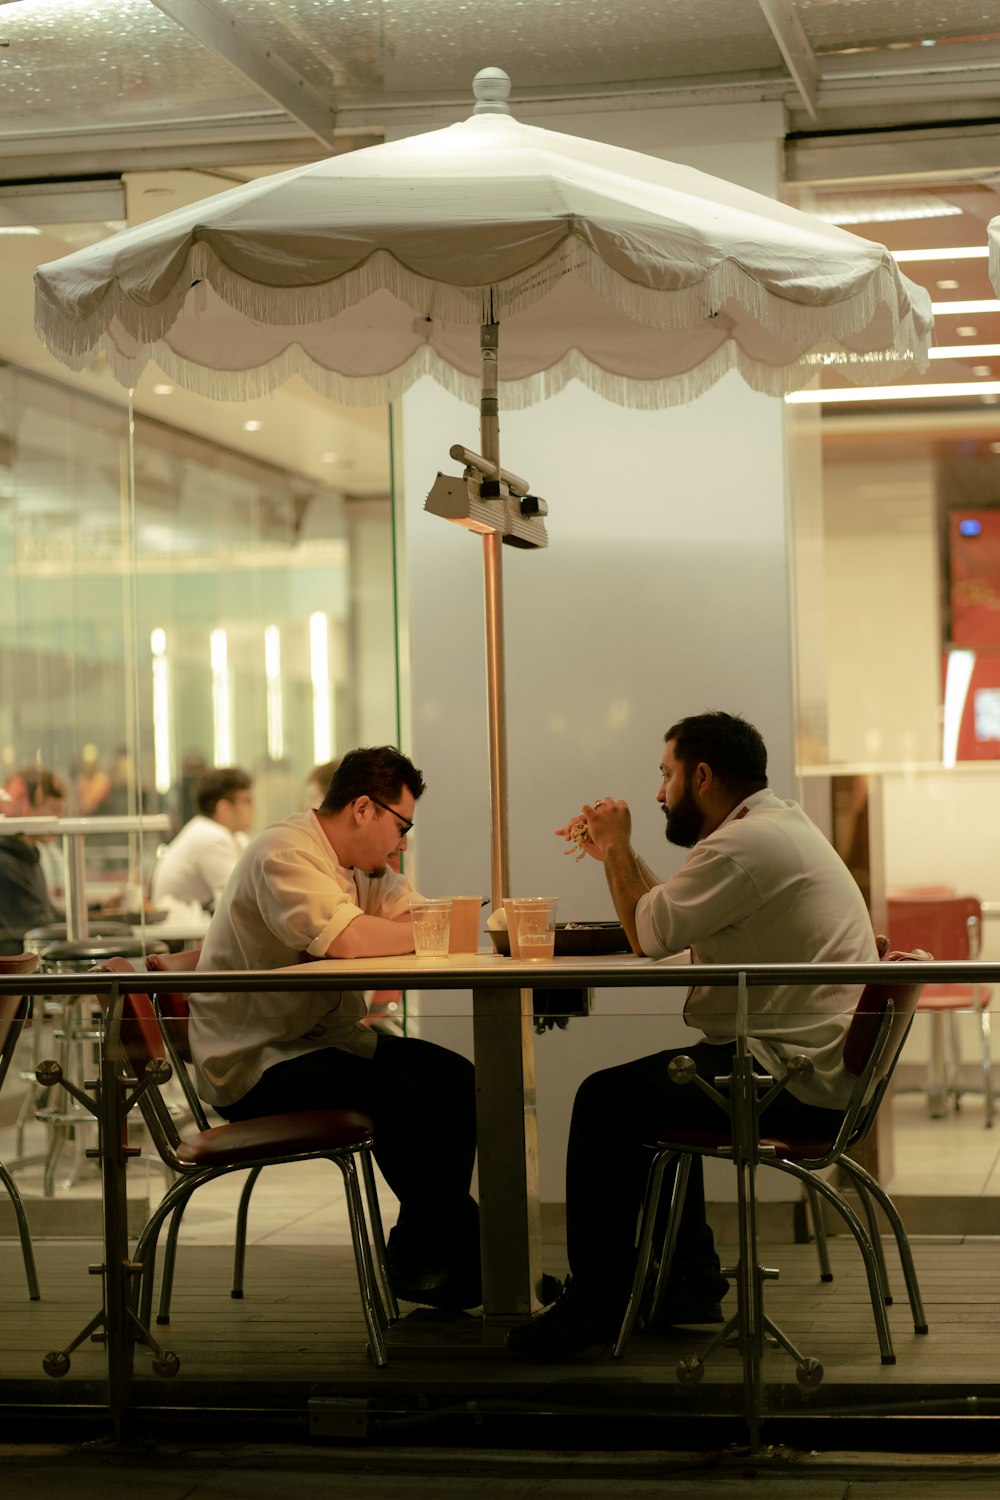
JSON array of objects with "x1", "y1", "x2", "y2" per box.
[
  {"x1": 505, "y1": 1278, "x2": 621, "y2": 1360},
  {"x1": 391, "y1": 1266, "x2": 482, "y2": 1312}
]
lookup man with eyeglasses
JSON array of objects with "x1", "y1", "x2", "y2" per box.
[{"x1": 188, "y1": 745, "x2": 481, "y2": 1312}]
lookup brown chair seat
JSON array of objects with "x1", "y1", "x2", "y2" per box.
[{"x1": 176, "y1": 1107, "x2": 375, "y2": 1167}]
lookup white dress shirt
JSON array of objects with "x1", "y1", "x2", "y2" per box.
[{"x1": 635, "y1": 789, "x2": 878, "y2": 1109}]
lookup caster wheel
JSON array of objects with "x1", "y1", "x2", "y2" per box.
[
  {"x1": 43, "y1": 1350, "x2": 71, "y2": 1378},
  {"x1": 796, "y1": 1357, "x2": 823, "y2": 1389},
  {"x1": 677, "y1": 1356, "x2": 704, "y2": 1385},
  {"x1": 152, "y1": 1350, "x2": 180, "y2": 1378}
]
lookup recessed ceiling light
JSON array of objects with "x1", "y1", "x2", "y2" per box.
[
  {"x1": 982, "y1": 395, "x2": 1000, "y2": 405},
  {"x1": 956, "y1": 327, "x2": 979, "y2": 337},
  {"x1": 243, "y1": 420, "x2": 263, "y2": 432},
  {"x1": 152, "y1": 383, "x2": 174, "y2": 396},
  {"x1": 973, "y1": 365, "x2": 993, "y2": 377},
  {"x1": 0, "y1": 226, "x2": 41, "y2": 236},
  {"x1": 936, "y1": 279, "x2": 960, "y2": 291}
]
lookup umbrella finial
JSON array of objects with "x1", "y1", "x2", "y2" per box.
[{"x1": 472, "y1": 67, "x2": 512, "y2": 115}]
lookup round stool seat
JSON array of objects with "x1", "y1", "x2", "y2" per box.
[
  {"x1": 39, "y1": 937, "x2": 168, "y2": 970},
  {"x1": 24, "y1": 921, "x2": 133, "y2": 955}
]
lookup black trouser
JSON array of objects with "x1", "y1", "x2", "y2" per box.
[
  {"x1": 218, "y1": 1033, "x2": 479, "y2": 1271},
  {"x1": 565, "y1": 1040, "x2": 845, "y2": 1308}
]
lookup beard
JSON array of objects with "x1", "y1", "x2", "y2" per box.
[{"x1": 663, "y1": 781, "x2": 703, "y2": 848}]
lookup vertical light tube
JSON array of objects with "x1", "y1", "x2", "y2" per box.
[
  {"x1": 210, "y1": 627, "x2": 233, "y2": 765},
  {"x1": 310, "y1": 611, "x2": 333, "y2": 764},
  {"x1": 264, "y1": 624, "x2": 284, "y2": 761},
  {"x1": 942, "y1": 648, "x2": 976, "y2": 767},
  {"x1": 150, "y1": 627, "x2": 172, "y2": 796}
]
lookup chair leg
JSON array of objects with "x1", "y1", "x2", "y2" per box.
[
  {"x1": 979, "y1": 1002, "x2": 994, "y2": 1129},
  {"x1": 131, "y1": 1172, "x2": 206, "y2": 1329},
  {"x1": 337, "y1": 1153, "x2": 388, "y2": 1367},
  {"x1": 768, "y1": 1160, "x2": 895, "y2": 1364},
  {"x1": 805, "y1": 1182, "x2": 833, "y2": 1282},
  {"x1": 927, "y1": 1012, "x2": 948, "y2": 1118},
  {"x1": 837, "y1": 1156, "x2": 928, "y2": 1334},
  {"x1": 359, "y1": 1148, "x2": 398, "y2": 1323},
  {"x1": 0, "y1": 1161, "x2": 40, "y2": 1300},
  {"x1": 644, "y1": 1152, "x2": 692, "y2": 1330},
  {"x1": 231, "y1": 1164, "x2": 264, "y2": 1299},
  {"x1": 155, "y1": 1187, "x2": 200, "y2": 1325},
  {"x1": 612, "y1": 1148, "x2": 683, "y2": 1359}
]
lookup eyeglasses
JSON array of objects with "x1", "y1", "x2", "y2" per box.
[{"x1": 368, "y1": 795, "x2": 414, "y2": 837}]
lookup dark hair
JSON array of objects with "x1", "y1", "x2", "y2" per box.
[
  {"x1": 12, "y1": 767, "x2": 67, "y2": 807},
  {"x1": 195, "y1": 767, "x2": 253, "y2": 818},
  {"x1": 321, "y1": 746, "x2": 425, "y2": 814},
  {"x1": 664, "y1": 712, "x2": 768, "y2": 795}
]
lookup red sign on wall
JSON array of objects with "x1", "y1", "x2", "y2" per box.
[{"x1": 950, "y1": 509, "x2": 1000, "y2": 647}]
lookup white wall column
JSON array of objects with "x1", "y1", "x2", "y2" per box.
[{"x1": 395, "y1": 102, "x2": 799, "y2": 1203}]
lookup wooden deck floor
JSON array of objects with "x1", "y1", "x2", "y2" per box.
[{"x1": 2, "y1": 1230, "x2": 998, "y2": 1441}]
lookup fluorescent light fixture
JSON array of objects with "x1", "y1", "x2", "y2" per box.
[
  {"x1": 210, "y1": 627, "x2": 233, "y2": 765},
  {"x1": 243, "y1": 420, "x2": 263, "y2": 432},
  {"x1": 786, "y1": 381, "x2": 1000, "y2": 403},
  {"x1": 817, "y1": 195, "x2": 961, "y2": 226},
  {"x1": 928, "y1": 345, "x2": 1000, "y2": 358},
  {"x1": 942, "y1": 649, "x2": 975, "y2": 767},
  {"x1": 264, "y1": 624, "x2": 284, "y2": 762},
  {"x1": 150, "y1": 628, "x2": 172, "y2": 797},
  {"x1": 0, "y1": 226, "x2": 41, "y2": 236},
  {"x1": 309, "y1": 612, "x2": 333, "y2": 765},
  {"x1": 930, "y1": 300, "x2": 1000, "y2": 315},
  {"x1": 892, "y1": 247, "x2": 988, "y2": 262}
]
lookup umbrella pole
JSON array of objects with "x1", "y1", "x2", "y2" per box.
[{"x1": 480, "y1": 319, "x2": 510, "y2": 908}]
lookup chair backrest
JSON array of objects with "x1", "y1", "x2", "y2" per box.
[
  {"x1": 90, "y1": 954, "x2": 187, "y2": 1157},
  {"x1": 1, "y1": 954, "x2": 39, "y2": 1089},
  {"x1": 887, "y1": 894, "x2": 981, "y2": 961},
  {"x1": 839, "y1": 947, "x2": 929, "y2": 1149},
  {"x1": 145, "y1": 949, "x2": 200, "y2": 1063}
]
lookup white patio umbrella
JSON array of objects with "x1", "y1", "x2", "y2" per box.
[
  {"x1": 988, "y1": 214, "x2": 1000, "y2": 295},
  {"x1": 34, "y1": 68, "x2": 932, "y2": 906}
]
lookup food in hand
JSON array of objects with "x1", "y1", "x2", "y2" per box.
[{"x1": 565, "y1": 818, "x2": 590, "y2": 862}]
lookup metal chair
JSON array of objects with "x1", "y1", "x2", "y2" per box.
[
  {"x1": 95, "y1": 956, "x2": 397, "y2": 1366},
  {"x1": 887, "y1": 894, "x2": 993, "y2": 1127},
  {"x1": 614, "y1": 949, "x2": 928, "y2": 1379},
  {"x1": 0, "y1": 952, "x2": 41, "y2": 1299}
]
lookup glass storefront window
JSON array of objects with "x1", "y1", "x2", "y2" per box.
[{"x1": 0, "y1": 362, "x2": 395, "y2": 906}]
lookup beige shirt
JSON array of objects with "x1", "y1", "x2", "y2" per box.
[
  {"x1": 189, "y1": 810, "x2": 418, "y2": 1107},
  {"x1": 635, "y1": 790, "x2": 878, "y2": 1109}
]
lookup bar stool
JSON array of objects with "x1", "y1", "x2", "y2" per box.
[
  {"x1": 0, "y1": 952, "x2": 42, "y2": 1300},
  {"x1": 12, "y1": 921, "x2": 136, "y2": 1164},
  {"x1": 33, "y1": 935, "x2": 168, "y2": 1195}
]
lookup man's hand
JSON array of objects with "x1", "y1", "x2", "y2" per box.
[{"x1": 556, "y1": 798, "x2": 632, "y2": 864}]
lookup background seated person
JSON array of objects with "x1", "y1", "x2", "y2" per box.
[
  {"x1": 0, "y1": 767, "x2": 66, "y2": 954},
  {"x1": 508, "y1": 710, "x2": 879, "y2": 1359},
  {"x1": 188, "y1": 745, "x2": 481, "y2": 1311},
  {"x1": 151, "y1": 767, "x2": 254, "y2": 911}
]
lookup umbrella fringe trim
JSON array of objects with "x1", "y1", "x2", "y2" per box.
[
  {"x1": 35, "y1": 242, "x2": 928, "y2": 368},
  {"x1": 90, "y1": 334, "x2": 929, "y2": 413}
]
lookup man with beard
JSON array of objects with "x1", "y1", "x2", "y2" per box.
[
  {"x1": 507, "y1": 711, "x2": 878, "y2": 1358},
  {"x1": 188, "y1": 745, "x2": 481, "y2": 1312}
]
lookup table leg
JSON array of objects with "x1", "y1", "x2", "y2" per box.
[{"x1": 471, "y1": 984, "x2": 543, "y2": 1319}]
